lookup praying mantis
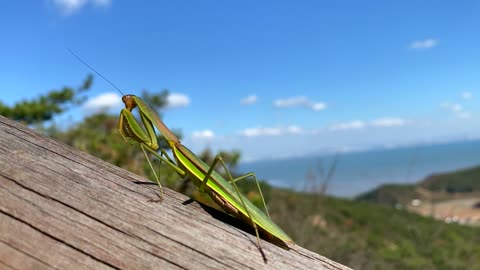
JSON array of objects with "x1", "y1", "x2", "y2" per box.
[{"x1": 68, "y1": 49, "x2": 294, "y2": 262}]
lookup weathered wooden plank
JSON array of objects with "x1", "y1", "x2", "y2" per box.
[
  {"x1": 0, "y1": 115, "x2": 351, "y2": 270},
  {"x1": 0, "y1": 211, "x2": 112, "y2": 270}
]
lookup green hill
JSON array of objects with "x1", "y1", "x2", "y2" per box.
[
  {"x1": 269, "y1": 188, "x2": 480, "y2": 270},
  {"x1": 354, "y1": 183, "x2": 419, "y2": 206},
  {"x1": 356, "y1": 165, "x2": 480, "y2": 206},
  {"x1": 310, "y1": 165, "x2": 480, "y2": 268},
  {"x1": 420, "y1": 166, "x2": 480, "y2": 193}
]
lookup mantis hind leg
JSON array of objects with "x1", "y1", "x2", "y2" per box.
[
  {"x1": 199, "y1": 159, "x2": 270, "y2": 218},
  {"x1": 200, "y1": 155, "x2": 268, "y2": 263},
  {"x1": 230, "y1": 172, "x2": 270, "y2": 219}
]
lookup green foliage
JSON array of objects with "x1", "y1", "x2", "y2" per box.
[
  {"x1": 355, "y1": 165, "x2": 480, "y2": 206},
  {"x1": 421, "y1": 166, "x2": 480, "y2": 193},
  {"x1": 49, "y1": 113, "x2": 135, "y2": 169},
  {"x1": 268, "y1": 188, "x2": 480, "y2": 270},
  {"x1": 356, "y1": 184, "x2": 419, "y2": 206},
  {"x1": 0, "y1": 75, "x2": 92, "y2": 124}
]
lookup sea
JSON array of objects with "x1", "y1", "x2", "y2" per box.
[{"x1": 237, "y1": 140, "x2": 480, "y2": 198}]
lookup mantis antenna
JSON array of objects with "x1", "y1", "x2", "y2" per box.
[{"x1": 67, "y1": 48, "x2": 125, "y2": 96}]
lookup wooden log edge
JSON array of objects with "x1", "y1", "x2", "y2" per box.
[{"x1": 0, "y1": 115, "x2": 351, "y2": 270}]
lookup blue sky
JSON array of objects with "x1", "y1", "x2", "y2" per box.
[{"x1": 1, "y1": 1, "x2": 480, "y2": 161}]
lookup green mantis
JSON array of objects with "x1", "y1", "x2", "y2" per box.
[
  {"x1": 119, "y1": 95, "x2": 293, "y2": 261},
  {"x1": 68, "y1": 49, "x2": 294, "y2": 262}
]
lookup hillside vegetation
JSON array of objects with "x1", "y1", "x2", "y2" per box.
[
  {"x1": 356, "y1": 166, "x2": 480, "y2": 206},
  {"x1": 421, "y1": 166, "x2": 480, "y2": 193},
  {"x1": 267, "y1": 188, "x2": 480, "y2": 270}
]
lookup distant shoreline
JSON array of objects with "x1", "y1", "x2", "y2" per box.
[{"x1": 239, "y1": 139, "x2": 480, "y2": 198}]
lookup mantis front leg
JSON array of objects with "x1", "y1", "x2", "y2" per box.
[
  {"x1": 140, "y1": 144, "x2": 163, "y2": 201},
  {"x1": 143, "y1": 147, "x2": 186, "y2": 178}
]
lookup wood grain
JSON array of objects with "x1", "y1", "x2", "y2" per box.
[{"x1": 0, "y1": 115, "x2": 351, "y2": 270}]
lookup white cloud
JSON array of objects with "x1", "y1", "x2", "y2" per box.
[
  {"x1": 287, "y1": 125, "x2": 302, "y2": 134},
  {"x1": 409, "y1": 38, "x2": 438, "y2": 50},
  {"x1": 441, "y1": 102, "x2": 471, "y2": 119},
  {"x1": 329, "y1": 121, "x2": 365, "y2": 131},
  {"x1": 241, "y1": 127, "x2": 282, "y2": 137},
  {"x1": 52, "y1": 0, "x2": 86, "y2": 14},
  {"x1": 274, "y1": 96, "x2": 308, "y2": 107},
  {"x1": 240, "y1": 94, "x2": 258, "y2": 105},
  {"x1": 329, "y1": 118, "x2": 407, "y2": 131},
  {"x1": 83, "y1": 92, "x2": 122, "y2": 112},
  {"x1": 371, "y1": 117, "x2": 406, "y2": 127},
  {"x1": 311, "y1": 102, "x2": 327, "y2": 111},
  {"x1": 240, "y1": 125, "x2": 303, "y2": 137},
  {"x1": 451, "y1": 104, "x2": 463, "y2": 112},
  {"x1": 273, "y1": 96, "x2": 327, "y2": 111},
  {"x1": 191, "y1": 129, "x2": 215, "y2": 139},
  {"x1": 51, "y1": 0, "x2": 111, "y2": 15},
  {"x1": 462, "y1": 91, "x2": 472, "y2": 100},
  {"x1": 442, "y1": 102, "x2": 460, "y2": 111},
  {"x1": 166, "y1": 93, "x2": 190, "y2": 108}
]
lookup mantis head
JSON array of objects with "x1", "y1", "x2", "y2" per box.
[{"x1": 122, "y1": 95, "x2": 138, "y2": 111}]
